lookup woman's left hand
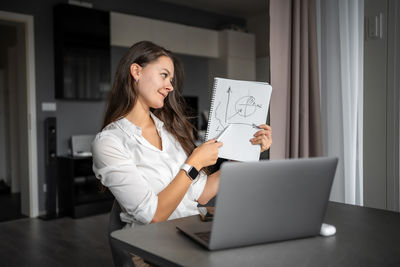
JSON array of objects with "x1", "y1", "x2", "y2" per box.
[{"x1": 250, "y1": 124, "x2": 272, "y2": 153}]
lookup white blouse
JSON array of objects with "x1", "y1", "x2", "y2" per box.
[{"x1": 91, "y1": 112, "x2": 207, "y2": 228}]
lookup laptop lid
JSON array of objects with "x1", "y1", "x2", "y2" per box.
[{"x1": 208, "y1": 157, "x2": 338, "y2": 250}]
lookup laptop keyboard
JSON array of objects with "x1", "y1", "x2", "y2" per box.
[{"x1": 194, "y1": 231, "x2": 211, "y2": 243}]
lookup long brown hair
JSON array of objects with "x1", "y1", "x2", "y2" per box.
[{"x1": 102, "y1": 41, "x2": 196, "y2": 156}]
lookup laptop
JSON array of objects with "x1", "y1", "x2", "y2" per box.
[{"x1": 176, "y1": 157, "x2": 338, "y2": 250}]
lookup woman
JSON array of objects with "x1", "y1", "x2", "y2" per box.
[{"x1": 92, "y1": 41, "x2": 272, "y2": 228}]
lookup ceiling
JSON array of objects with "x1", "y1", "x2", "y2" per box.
[{"x1": 158, "y1": 0, "x2": 268, "y2": 19}]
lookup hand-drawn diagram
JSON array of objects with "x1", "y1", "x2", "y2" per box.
[
  {"x1": 214, "y1": 86, "x2": 263, "y2": 132},
  {"x1": 205, "y1": 78, "x2": 271, "y2": 161}
]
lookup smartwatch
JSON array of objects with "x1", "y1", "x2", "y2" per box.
[{"x1": 181, "y1": 163, "x2": 199, "y2": 182}]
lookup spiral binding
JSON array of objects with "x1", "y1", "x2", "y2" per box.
[{"x1": 205, "y1": 78, "x2": 219, "y2": 140}]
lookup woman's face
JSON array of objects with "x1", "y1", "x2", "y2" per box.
[{"x1": 134, "y1": 55, "x2": 175, "y2": 110}]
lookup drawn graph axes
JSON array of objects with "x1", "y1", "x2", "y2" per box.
[{"x1": 214, "y1": 86, "x2": 263, "y2": 131}]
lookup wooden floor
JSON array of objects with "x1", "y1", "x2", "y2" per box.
[{"x1": 0, "y1": 213, "x2": 113, "y2": 267}]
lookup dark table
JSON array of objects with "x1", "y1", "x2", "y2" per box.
[{"x1": 111, "y1": 202, "x2": 400, "y2": 266}]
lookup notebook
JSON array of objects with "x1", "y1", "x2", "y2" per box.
[
  {"x1": 176, "y1": 157, "x2": 338, "y2": 250},
  {"x1": 205, "y1": 77, "x2": 272, "y2": 161}
]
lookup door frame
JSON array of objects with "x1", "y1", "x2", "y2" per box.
[{"x1": 0, "y1": 10, "x2": 38, "y2": 217}]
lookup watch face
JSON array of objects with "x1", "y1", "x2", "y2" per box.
[{"x1": 188, "y1": 167, "x2": 199, "y2": 180}]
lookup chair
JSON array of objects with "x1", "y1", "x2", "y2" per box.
[{"x1": 108, "y1": 200, "x2": 135, "y2": 267}]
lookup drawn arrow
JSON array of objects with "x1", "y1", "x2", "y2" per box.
[
  {"x1": 228, "y1": 108, "x2": 242, "y2": 120},
  {"x1": 225, "y1": 87, "x2": 232, "y2": 123}
]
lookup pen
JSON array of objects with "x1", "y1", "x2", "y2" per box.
[
  {"x1": 216, "y1": 124, "x2": 232, "y2": 142},
  {"x1": 252, "y1": 123, "x2": 262, "y2": 129}
]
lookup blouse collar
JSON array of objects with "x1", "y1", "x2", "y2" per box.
[{"x1": 116, "y1": 112, "x2": 164, "y2": 138}]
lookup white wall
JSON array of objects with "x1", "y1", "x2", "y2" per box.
[
  {"x1": 110, "y1": 12, "x2": 219, "y2": 58},
  {"x1": 219, "y1": 30, "x2": 256, "y2": 81}
]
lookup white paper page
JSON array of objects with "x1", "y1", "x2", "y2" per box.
[
  {"x1": 218, "y1": 124, "x2": 261, "y2": 162},
  {"x1": 206, "y1": 78, "x2": 272, "y2": 161}
]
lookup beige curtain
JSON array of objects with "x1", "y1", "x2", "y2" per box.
[{"x1": 269, "y1": 0, "x2": 322, "y2": 159}]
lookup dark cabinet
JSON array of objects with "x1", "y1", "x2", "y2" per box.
[{"x1": 58, "y1": 156, "x2": 113, "y2": 218}]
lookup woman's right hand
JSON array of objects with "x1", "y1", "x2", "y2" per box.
[{"x1": 186, "y1": 139, "x2": 222, "y2": 170}]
